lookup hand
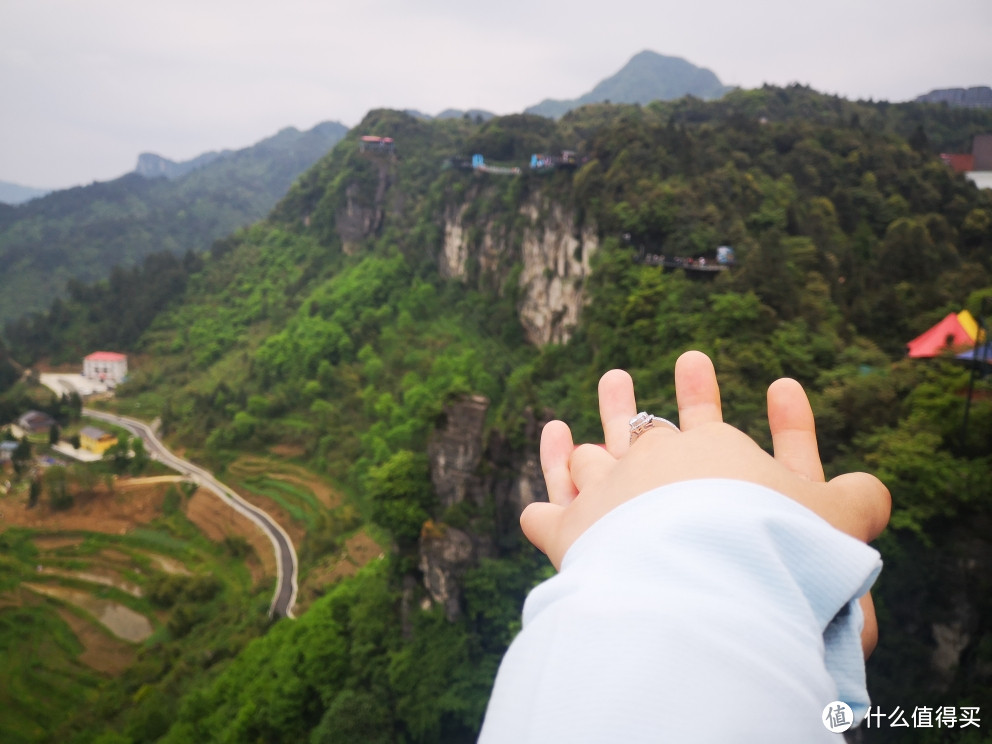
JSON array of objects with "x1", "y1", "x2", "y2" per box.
[{"x1": 521, "y1": 350, "x2": 891, "y2": 655}]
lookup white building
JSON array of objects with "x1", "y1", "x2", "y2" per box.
[{"x1": 83, "y1": 351, "x2": 128, "y2": 384}]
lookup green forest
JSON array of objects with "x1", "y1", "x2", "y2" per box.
[{"x1": 2, "y1": 85, "x2": 992, "y2": 743}]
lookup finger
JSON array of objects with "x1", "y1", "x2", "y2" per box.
[
  {"x1": 859, "y1": 593, "x2": 878, "y2": 659},
  {"x1": 519, "y1": 501, "x2": 564, "y2": 569},
  {"x1": 540, "y1": 420, "x2": 578, "y2": 506},
  {"x1": 674, "y1": 351, "x2": 723, "y2": 430},
  {"x1": 599, "y1": 369, "x2": 637, "y2": 457},
  {"x1": 568, "y1": 443, "x2": 617, "y2": 493},
  {"x1": 767, "y1": 377, "x2": 825, "y2": 482},
  {"x1": 822, "y1": 472, "x2": 892, "y2": 542}
]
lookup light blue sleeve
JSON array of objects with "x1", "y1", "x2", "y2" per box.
[{"x1": 479, "y1": 479, "x2": 882, "y2": 743}]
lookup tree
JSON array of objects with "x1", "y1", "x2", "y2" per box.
[
  {"x1": 43, "y1": 465, "x2": 73, "y2": 511},
  {"x1": 365, "y1": 450, "x2": 436, "y2": 551},
  {"x1": 48, "y1": 422, "x2": 60, "y2": 447},
  {"x1": 104, "y1": 433, "x2": 132, "y2": 473},
  {"x1": 12, "y1": 437, "x2": 32, "y2": 476},
  {"x1": 130, "y1": 436, "x2": 148, "y2": 474}
]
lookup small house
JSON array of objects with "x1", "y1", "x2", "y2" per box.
[
  {"x1": 83, "y1": 351, "x2": 128, "y2": 384},
  {"x1": 80, "y1": 426, "x2": 118, "y2": 455},
  {"x1": 17, "y1": 410, "x2": 56, "y2": 435}
]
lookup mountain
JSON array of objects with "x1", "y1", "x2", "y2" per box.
[
  {"x1": 134, "y1": 150, "x2": 227, "y2": 179},
  {"x1": 526, "y1": 49, "x2": 731, "y2": 118},
  {"x1": 435, "y1": 108, "x2": 496, "y2": 121},
  {"x1": 5, "y1": 90, "x2": 992, "y2": 742},
  {"x1": 0, "y1": 180, "x2": 51, "y2": 205},
  {"x1": 404, "y1": 108, "x2": 496, "y2": 121},
  {"x1": 915, "y1": 86, "x2": 992, "y2": 108},
  {"x1": 0, "y1": 120, "x2": 347, "y2": 325}
]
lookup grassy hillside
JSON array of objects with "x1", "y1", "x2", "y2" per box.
[{"x1": 3, "y1": 88, "x2": 992, "y2": 742}]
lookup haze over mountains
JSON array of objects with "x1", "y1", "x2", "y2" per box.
[
  {"x1": 0, "y1": 121, "x2": 347, "y2": 324},
  {"x1": 0, "y1": 48, "x2": 987, "y2": 327},
  {"x1": 0, "y1": 49, "x2": 735, "y2": 325},
  {"x1": 0, "y1": 181, "x2": 51, "y2": 205},
  {"x1": 402, "y1": 50, "x2": 732, "y2": 123}
]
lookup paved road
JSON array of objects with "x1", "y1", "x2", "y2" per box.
[{"x1": 82, "y1": 407, "x2": 298, "y2": 618}]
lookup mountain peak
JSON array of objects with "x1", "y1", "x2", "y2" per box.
[
  {"x1": 525, "y1": 50, "x2": 731, "y2": 119},
  {"x1": 134, "y1": 150, "x2": 226, "y2": 179}
]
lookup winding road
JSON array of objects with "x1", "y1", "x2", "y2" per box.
[
  {"x1": 83, "y1": 408, "x2": 299, "y2": 618},
  {"x1": 38, "y1": 373, "x2": 298, "y2": 618}
]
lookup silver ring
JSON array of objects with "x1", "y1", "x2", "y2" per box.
[{"x1": 629, "y1": 411, "x2": 680, "y2": 445}]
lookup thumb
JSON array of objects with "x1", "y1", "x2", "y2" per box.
[{"x1": 520, "y1": 501, "x2": 565, "y2": 570}]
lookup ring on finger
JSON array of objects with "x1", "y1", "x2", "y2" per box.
[{"x1": 629, "y1": 411, "x2": 680, "y2": 445}]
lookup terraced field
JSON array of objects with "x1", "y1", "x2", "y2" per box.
[
  {"x1": 0, "y1": 459, "x2": 383, "y2": 743},
  {"x1": 0, "y1": 478, "x2": 263, "y2": 744}
]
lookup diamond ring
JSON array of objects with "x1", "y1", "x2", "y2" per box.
[{"x1": 629, "y1": 411, "x2": 680, "y2": 445}]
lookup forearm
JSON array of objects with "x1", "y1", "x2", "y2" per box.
[{"x1": 480, "y1": 479, "x2": 882, "y2": 743}]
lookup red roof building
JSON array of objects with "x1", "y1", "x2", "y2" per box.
[
  {"x1": 83, "y1": 351, "x2": 128, "y2": 384},
  {"x1": 939, "y1": 153, "x2": 975, "y2": 173}
]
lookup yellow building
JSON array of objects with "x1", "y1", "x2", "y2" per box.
[{"x1": 79, "y1": 426, "x2": 118, "y2": 455}]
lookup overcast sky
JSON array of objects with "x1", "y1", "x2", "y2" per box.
[{"x1": 2, "y1": 0, "x2": 990, "y2": 190}]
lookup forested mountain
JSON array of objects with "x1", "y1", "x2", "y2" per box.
[
  {"x1": 4, "y1": 86, "x2": 992, "y2": 743},
  {"x1": 526, "y1": 49, "x2": 731, "y2": 118},
  {"x1": 0, "y1": 121, "x2": 347, "y2": 325}
]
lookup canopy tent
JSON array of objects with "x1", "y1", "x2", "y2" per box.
[{"x1": 906, "y1": 310, "x2": 981, "y2": 358}]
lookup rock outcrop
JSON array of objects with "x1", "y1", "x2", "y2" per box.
[
  {"x1": 336, "y1": 158, "x2": 394, "y2": 254},
  {"x1": 441, "y1": 194, "x2": 597, "y2": 346},
  {"x1": 419, "y1": 395, "x2": 548, "y2": 620}
]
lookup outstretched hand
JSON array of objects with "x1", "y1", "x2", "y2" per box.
[{"x1": 521, "y1": 350, "x2": 891, "y2": 655}]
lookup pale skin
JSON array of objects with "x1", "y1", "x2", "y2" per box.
[{"x1": 521, "y1": 350, "x2": 891, "y2": 657}]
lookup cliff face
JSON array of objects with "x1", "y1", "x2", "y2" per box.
[
  {"x1": 441, "y1": 193, "x2": 597, "y2": 346},
  {"x1": 420, "y1": 395, "x2": 548, "y2": 620},
  {"x1": 336, "y1": 158, "x2": 396, "y2": 255},
  {"x1": 321, "y1": 140, "x2": 592, "y2": 618}
]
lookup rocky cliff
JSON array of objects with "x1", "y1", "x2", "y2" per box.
[
  {"x1": 440, "y1": 192, "x2": 597, "y2": 346},
  {"x1": 914, "y1": 86, "x2": 992, "y2": 109},
  {"x1": 420, "y1": 395, "x2": 548, "y2": 620}
]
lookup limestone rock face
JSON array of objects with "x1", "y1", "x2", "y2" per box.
[
  {"x1": 428, "y1": 394, "x2": 489, "y2": 511},
  {"x1": 419, "y1": 396, "x2": 549, "y2": 619},
  {"x1": 516, "y1": 201, "x2": 596, "y2": 346},
  {"x1": 419, "y1": 524, "x2": 475, "y2": 621},
  {"x1": 440, "y1": 194, "x2": 597, "y2": 346},
  {"x1": 336, "y1": 159, "x2": 393, "y2": 254}
]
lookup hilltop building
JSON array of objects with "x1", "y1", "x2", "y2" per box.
[
  {"x1": 359, "y1": 135, "x2": 395, "y2": 153},
  {"x1": 83, "y1": 351, "x2": 127, "y2": 384}
]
